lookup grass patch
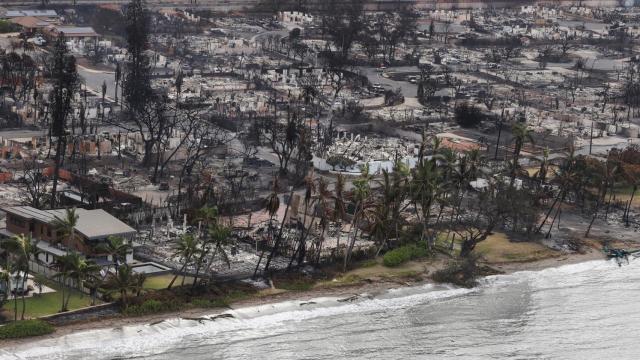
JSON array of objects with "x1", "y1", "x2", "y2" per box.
[
  {"x1": 434, "y1": 232, "x2": 461, "y2": 255},
  {"x1": 393, "y1": 270, "x2": 421, "y2": 279},
  {"x1": 383, "y1": 242, "x2": 429, "y2": 267},
  {"x1": 190, "y1": 298, "x2": 228, "y2": 308},
  {"x1": 475, "y1": 232, "x2": 558, "y2": 263},
  {"x1": 222, "y1": 289, "x2": 254, "y2": 303},
  {"x1": 273, "y1": 277, "x2": 316, "y2": 291},
  {"x1": 121, "y1": 284, "x2": 257, "y2": 317},
  {"x1": 0, "y1": 319, "x2": 54, "y2": 339},
  {"x1": 316, "y1": 274, "x2": 363, "y2": 288},
  {"x1": 357, "y1": 259, "x2": 379, "y2": 268},
  {"x1": 612, "y1": 185, "x2": 640, "y2": 205},
  {"x1": 122, "y1": 299, "x2": 182, "y2": 317},
  {"x1": 3, "y1": 286, "x2": 95, "y2": 319},
  {"x1": 143, "y1": 274, "x2": 194, "y2": 290}
]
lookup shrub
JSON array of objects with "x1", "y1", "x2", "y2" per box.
[
  {"x1": 191, "y1": 298, "x2": 227, "y2": 308},
  {"x1": 274, "y1": 278, "x2": 315, "y2": 291},
  {"x1": 384, "y1": 247, "x2": 413, "y2": 267},
  {"x1": 223, "y1": 289, "x2": 254, "y2": 303},
  {"x1": 0, "y1": 320, "x2": 54, "y2": 339},
  {"x1": 358, "y1": 259, "x2": 378, "y2": 268},
  {"x1": 383, "y1": 243, "x2": 430, "y2": 267},
  {"x1": 123, "y1": 299, "x2": 182, "y2": 317},
  {"x1": 0, "y1": 20, "x2": 19, "y2": 34},
  {"x1": 432, "y1": 256, "x2": 480, "y2": 288}
]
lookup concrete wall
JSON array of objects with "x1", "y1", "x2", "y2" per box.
[{"x1": 39, "y1": 302, "x2": 119, "y2": 326}]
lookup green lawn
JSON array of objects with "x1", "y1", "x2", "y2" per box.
[
  {"x1": 476, "y1": 232, "x2": 559, "y2": 263},
  {"x1": 143, "y1": 274, "x2": 194, "y2": 290},
  {"x1": 3, "y1": 286, "x2": 95, "y2": 319}
]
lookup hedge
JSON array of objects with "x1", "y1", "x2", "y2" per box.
[
  {"x1": 0, "y1": 319, "x2": 54, "y2": 339},
  {"x1": 383, "y1": 242, "x2": 429, "y2": 267},
  {"x1": 122, "y1": 299, "x2": 182, "y2": 317}
]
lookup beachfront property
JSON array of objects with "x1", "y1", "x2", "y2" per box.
[{"x1": 0, "y1": 206, "x2": 135, "y2": 274}]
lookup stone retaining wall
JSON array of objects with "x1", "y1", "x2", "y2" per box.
[{"x1": 39, "y1": 303, "x2": 120, "y2": 326}]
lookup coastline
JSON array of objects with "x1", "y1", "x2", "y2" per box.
[{"x1": 0, "y1": 248, "x2": 605, "y2": 348}]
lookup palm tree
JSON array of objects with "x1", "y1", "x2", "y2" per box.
[
  {"x1": 95, "y1": 236, "x2": 132, "y2": 273},
  {"x1": 190, "y1": 206, "x2": 217, "y2": 286},
  {"x1": 263, "y1": 185, "x2": 296, "y2": 275},
  {"x1": 167, "y1": 234, "x2": 198, "y2": 289},
  {"x1": 52, "y1": 253, "x2": 72, "y2": 312},
  {"x1": 0, "y1": 269, "x2": 9, "y2": 311},
  {"x1": 2, "y1": 234, "x2": 38, "y2": 320},
  {"x1": 103, "y1": 264, "x2": 142, "y2": 309},
  {"x1": 288, "y1": 170, "x2": 317, "y2": 269},
  {"x1": 53, "y1": 252, "x2": 99, "y2": 312},
  {"x1": 194, "y1": 206, "x2": 219, "y2": 235},
  {"x1": 411, "y1": 156, "x2": 443, "y2": 248},
  {"x1": 344, "y1": 164, "x2": 372, "y2": 271},
  {"x1": 67, "y1": 254, "x2": 100, "y2": 308},
  {"x1": 253, "y1": 178, "x2": 281, "y2": 277},
  {"x1": 372, "y1": 165, "x2": 408, "y2": 256},
  {"x1": 585, "y1": 156, "x2": 619, "y2": 237},
  {"x1": 332, "y1": 174, "x2": 347, "y2": 260},
  {"x1": 621, "y1": 162, "x2": 640, "y2": 225},
  {"x1": 84, "y1": 275, "x2": 103, "y2": 306},
  {"x1": 537, "y1": 146, "x2": 577, "y2": 235},
  {"x1": 197, "y1": 223, "x2": 232, "y2": 286},
  {"x1": 311, "y1": 177, "x2": 333, "y2": 265},
  {"x1": 510, "y1": 123, "x2": 534, "y2": 186},
  {"x1": 52, "y1": 207, "x2": 79, "y2": 251},
  {"x1": 33, "y1": 273, "x2": 46, "y2": 297},
  {"x1": 534, "y1": 147, "x2": 550, "y2": 185}
]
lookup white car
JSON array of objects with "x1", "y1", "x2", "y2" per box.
[{"x1": 27, "y1": 37, "x2": 46, "y2": 46}]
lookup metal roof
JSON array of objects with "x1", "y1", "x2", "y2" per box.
[
  {"x1": 2, "y1": 206, "x2": 136, "y2": 240},
  {"x1": 54, "y1": 26, "x2": 98, "y2": 37},
  {"x1": 5, "y1": 10, "x2": 58, "y2": 18}
]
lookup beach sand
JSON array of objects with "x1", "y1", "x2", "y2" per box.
[{"x1": 0, "y1": 247, "x2": 607, "y2": 348}]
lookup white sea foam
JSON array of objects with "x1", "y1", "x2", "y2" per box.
[{"x1": 3, "y1": 258, "x2": 637, "y2": 360}]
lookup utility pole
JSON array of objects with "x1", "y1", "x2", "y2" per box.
[
  {"x1": 495, "y1": 107, "x2": 504, "y2": 160},
  {"x1": 589, "y1": 121, "x2": 594, "y2": 155}
]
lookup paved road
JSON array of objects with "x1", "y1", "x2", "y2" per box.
[
  {"x1": 78, "y1": 65, "x2": 119, "y2": 103},
  {"x1": 357, "y1": 66, "x2": 419, "y2": 98}
]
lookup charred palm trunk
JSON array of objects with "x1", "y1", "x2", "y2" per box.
[{"x1": 50, "y1": 136, "x2": 66, "y2": 208}]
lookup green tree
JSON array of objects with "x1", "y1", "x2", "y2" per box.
[
  {"x1": 344, "y1": 164, "x2": 372, "y2": 270},
  {"x1": 510, "y1": 123, "x2": 534, "y2": 186},
  {"x1": 332, "y1": 174, "x2": 347, "y2": 259},
  {"x1": 52, "y1": 208, "x2": 79, "y2": 251},
  {"x1": 95, "y1": 236, "x2": 132, "y2": 272},
  {"x1": 103, "y1": 264, "x2": 143, "y2": 309},
  {"x1": 253, "y1": 179, "x2": 281, "y2": 276},
  {"x1": 52, "y1": 252, "x2": 97, "y2": 311},
  {"x1": 2, "y1": 234, "x2": 38, "y2": 320},
  {"x1": 167, "y1": 234, "x2": 197, "y2": 289},
  {"x1": 287, "y1": 171, "x2": 318, "y2": 269}
]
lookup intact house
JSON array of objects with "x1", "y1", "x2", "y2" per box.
[
  {"x1": 44, "y1": 26, "x2": 100, "y2": 54},
  {"x1": 0, "y1": 206, "x2": 136, "y2": 275}
]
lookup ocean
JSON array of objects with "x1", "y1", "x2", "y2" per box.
[{"x1": 2, "y1": 259, "x2": 639, "y2": 359}]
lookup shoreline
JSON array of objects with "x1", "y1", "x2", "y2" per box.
[{"x1": 0, "y1": 248, "x2": 605, "y2": 348}]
